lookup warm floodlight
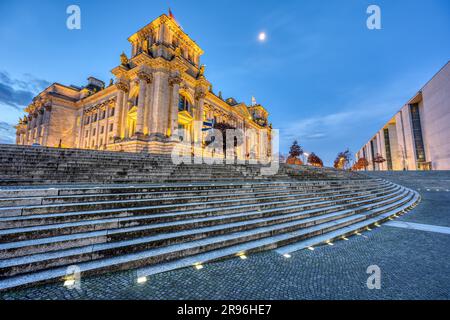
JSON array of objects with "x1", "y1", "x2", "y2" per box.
[{"x1": 137, "y1": 276, "x2": 147, "y2": 284}]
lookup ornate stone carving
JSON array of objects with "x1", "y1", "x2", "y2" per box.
[
  {"x1": 116, "y1": 80, "x2": 130, "y2": 93},
  {"x1": 198, "y1": 64, "x2": 205, "y2": 78},
  {"x1": 169, "y1": 76, "x2": 182, "y2": 87},
  {"x1": 137, "y1": 71, "x2": 153, "y2": 84},
  {"x1": 174, "y1": 47, "x2": 181, "y2": 58},
  {"x1": 195, "y1": 89, "x2": 207, "y2": 101},
  {"x1": 120, "y1": 52, "x2": 129, "y2": 66}
]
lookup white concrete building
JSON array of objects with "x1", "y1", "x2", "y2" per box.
[{"x1": 356, "y1": 61, "x2": 450, "y2": 171}]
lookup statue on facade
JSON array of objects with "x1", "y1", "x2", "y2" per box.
[
  {"x1": 198, "y1": 64, "x2": 205, "y2": 78},
  {"x1": 120, "y1": 52, "x2": 129, "y2": 67},
  {"x1": 142, "y1": 39, "x2": 149, "y2": 54},
  {"x1": 174, "y1": 47, "x2": 181, "y2": 58}
]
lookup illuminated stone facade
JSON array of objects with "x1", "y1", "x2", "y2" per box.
[
  {"x1": 15, "y1": 14, "x2": 271, "y2": 160},
  {"x1": 356, "y1": 61, "x2": 450, "y2": 171}
]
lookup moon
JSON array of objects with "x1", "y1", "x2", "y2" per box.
[{"x1": 258, "y1": 32, "x2": 267, "y2": 42}]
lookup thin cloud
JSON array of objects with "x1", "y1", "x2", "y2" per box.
[
  {"x1": 0, "y1": 121, "x2": 15, "y2": 144},
  {"x1": 0, "y1": 71, "x2": 50, "y2": 111}
]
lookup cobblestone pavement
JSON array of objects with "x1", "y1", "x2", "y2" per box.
[{"x1": 2, "y1": 175, "x2": 450, "y2": 300}]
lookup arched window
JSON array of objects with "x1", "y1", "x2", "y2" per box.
[{"x1": 178, "y1": 95, "x2": 191, "y2": 112}]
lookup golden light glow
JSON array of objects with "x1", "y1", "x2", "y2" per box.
[
  {"x1": 63, "y1": 279, "x2": 75, "y2": 287},
  {"x1": 307, "y1": 246, "x2": 315, "y2": 251},
  {"x1": 194, "y1": 264, "x2": 204, "y2": 270},
  {"x1": 137, "y1": 276, "x2": 147, "y2": 284},
  {"x1": 283, "y1": 253, "x2": 292, "y2": 259}
]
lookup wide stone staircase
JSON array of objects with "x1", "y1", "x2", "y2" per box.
[{"x1": 0, "y1": 145, "x2": 420, "y2": 291}]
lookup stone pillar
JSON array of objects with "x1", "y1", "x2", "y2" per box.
[
  {"x1": 35, "y1": 109, "x2": 44, "y2": 144},
  {"x1": 103, "y1": 104, "x2": 110, "y2": 148},
  {"x1": 95, "y1": 107, "x2": 101, "y2": 148},
  {"x1": 42, "y1": 105, "x2": 51, "y2": 147},
  {"x1": 149, "y1": 72, "x2": 170, "y2": 137},
  {"x1": 114, "y1": 81, "x2": 129, "y2": 139},
  {"x1": 143, "y1": 81, "x2": 153, "y2": 135},
  {"x1": 77, "y1": 109, "x2": 84, "y2": 148},
  {"x1": 194, "y1": 91, "x2": 206, "y2": 144},
  {"x1": 168, "y1": 76, "x2": 182, "y2": 139},
  {"x1": 136, "y1": 71, "x2": 152, "y2": 136}
]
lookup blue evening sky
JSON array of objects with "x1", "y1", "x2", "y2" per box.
[{"x1": 0, "y1": 0, "x2": 449, "y2": 165}]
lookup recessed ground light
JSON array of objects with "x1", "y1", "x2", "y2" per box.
[
  {"x1": 375, "y1": 223, "x2": 381, "y2": 228},
  {"x1": 239, "y1": 254, "x2": 248, "y2": 260},
  {"x1": 327, "y1": 241, "x2": 334, "y2": 246},
  {"x1": 63, "y1": 279, "x2": 75, "y2": 287},
  {"x1": 194, "y1": 264, "x2": 204, "y2": 270},
  {"x1": 307, "y1": 246, "x2": 315, "y2": 251},
  {"x1": 355, "y1": 232, "x2": 362, "y2": 236},
  {"x1": 367, "y1": 227, "x2": 372, "y2": 231},
  {"x1": 137, "y1": 276, "x2": 147, "y2": 284},
  {"x1": 283, "y1": 253, "x2": 292, "y2": 258}
]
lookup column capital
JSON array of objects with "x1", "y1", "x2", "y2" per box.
[
  {"x1": 195, "y1": 89, "x2": 207, "y2": 101},
  {"x1": 169, "y1": 76, "x2": 183, "y2": 87},
  {"x1": 116, "y1": 80, "x2": 130, "y2": 93},
  {"x1": 137, "y1": 71, "x2": 153, "y2": 84}
]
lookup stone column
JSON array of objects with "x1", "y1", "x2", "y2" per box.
[
  {"x1": 136, "y1": 71, "x2": 152, "y2": 136},
  {"x1": 103, "y1": 103, "x2": 110, "y2": 148},
  {"x1": 95, "y1": 107, "x2": 101, "y2": 148},
  {"x1": 168, "y1": 76, "x2": 182, "y2": 140},
  {"x1": 30, "y1": 115, "x2": 37, "y2": 144},
  {"x1": 194, "y1": 90, "x2": 206, "y2": 144},
  {"x1": 77, "y1": 109, "x2": 84, "y2": 148},
  {"x1": 42, "y1": 105, "x2": 51, "y2": 147},
  {"x1": 35, "y1": 109, "x2": 44, "y2": 144},
  {"x1": 114, "y1": 81, "x2": 129, "y2": 139},
  {"x1": 149, "y1": 72, "x2": 170, "y2": 137},
  {"x1": 143, "y1": 81, "x2": 153, "y2": 135}
]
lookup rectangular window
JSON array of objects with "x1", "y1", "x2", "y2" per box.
[
  {"x1": 110, "y1": 107, "x2": 115, "y2": 117},
  {"x1": 409, "y1": 104, "x2": 426, "y2": 163},
  {"x1": 384, "y1": 128, "x2": 393, "y2": 171},
  {"x1": 85, "y1": 130, "x2": 89, "y2": 138},
  {"x1": 109, "y1": 123, "x2": 114, "y2": 132},
  {"x1": 370, "y1": 140, "x2": 376, "y2": 170},
  {"x1": 93, "y1": 128, "x2": 96, "y2": 136},
  {"x1": 100, "y1": 126, "x2": 104, "y2": 134}
]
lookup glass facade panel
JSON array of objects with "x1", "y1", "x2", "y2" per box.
[
  {"x1": 384, "y1": 128, "x2": 393, "y2": 170},
  {"x1": 409, "y1": 103, "x2": 426, "y2": 163}
]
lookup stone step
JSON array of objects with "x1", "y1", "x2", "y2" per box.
[
  {"x1": 0, "y1": 185, "x2": 399, "y2": 231},
  {"x1": 0, "y1": 181, "x2": 390, "y2": 215},
  {"x1": 0, "y1": 185, "x2": 401, "y2": 243},
  {"x1": 274, "y1": 191, "x2": 421, "y2": 255},
  {"x1": 136, "y1": 190, "x2": 419, "y2": 279},
  {"x1": 0, "y1": 188, "x2": 410, "y2": 277},
  {"x1": 0, "y1": 187, "x2": 406, "y2": 260},
  {"x1": 0, "y1": 182, "x2": 378, "y2": 207},
  {"x1": 1, "y1": 180, "x2": 370, "y2": 199},
  {"x1": 0, "y1": 187, "x2": 417, "y2": 291}
]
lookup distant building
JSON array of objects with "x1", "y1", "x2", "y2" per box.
[
  {"x1": 356, "y1": 61, "x2": 450, "y2": 171},
  {"x1": 15, "y1": 13, "x2": 271, "y2": 160}
]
